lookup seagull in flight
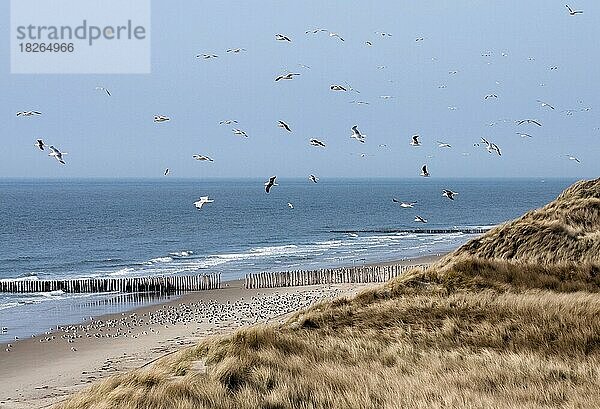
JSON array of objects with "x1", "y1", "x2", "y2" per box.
[
  {"x1": 414, "y1": 215, "x2": 428, "y2": 223},
  {"x1": 193, "y1": 154, "x2": 214, "y2": 162},
  {"x1": 226, "y1": 48, "x2": 246, "y2": 53},
  {"x1": 442, "y1": 189, "x2": 458, "y2": 200},
  {"x1": 410, "y1": 135, "x2": 421, "y2": 146},
  {"x1": 219, "y1": 119, "x2": 238, "y2": 125},
  {"x1": 305, "y1": 28, "x2": 328, "y2": 34},
  {"x1": 330, "y1": 84, "x2": 347, "y2": 91},
  {"x1": 537, "y1": 100, "x2": 555, "y2": 110},
  {"x1": 164, "y1": 168, "x2": 169, "y2": 176},
  {"x1": 309, "y1": 174, "x2": 319, "y2": 183},
  {"x1": 232, "y1": 129, "x2": 249, "y2": 138},
  {"x1": 480, "y1": 137, "x2": 502, "y2": 156},
  {"x1": 350, "y1": 126, "x2": 366, "y2": 143},
  {"x1": 154, "y1": 115, "x2": 170, "y2": 123},
  {"x1": 275, "y1": 34, "x2": 291, "y2": 42},
  {"x1": 16, "y1": 111, "x2": 41, "y2": 117},
  {"x1": 265, "y1": 176, "x2": 278, "y2": 193},
  {"x1": 393, "y1": 198, "x2": 417, "y2": 208},
  {"x1": 95, "y1": 86, "x2": 111, "y2": 96},
  {"x1": 516, "y1": 132, "x2": 533, "y2": 138},
  {"x1": 517, "y1": 119, "x2": 542, "y2": 127},
  {"x1": 310, "y1": 138, "x2": 326, "y2": 148},
  {"x1": 566, "y1": 5, "x2": 583, "y2": 15},
  {"x1": 437, "y1": 141, "x2": 452, "y2": 148},
  {"x1": 420, "y1": 165, "x2": 430, "y2": 177},
  {"x1": 193, "y1": 196, "x2": 214, "y2": 210},
  {"x1": 287, "y1": 202, "x2": 294, "y2": 209},
  {"x1": 565, "y1": 155, "x2": 581, "y2": 163},
  {"x1": 35, "y1": 139, "x2": 46, "y2": 151},
  {"x1": 484, "y1": 94, "x2": 498, "y2": 100},
  {"x1": 196, "y1": 53, "x2": 218, "y2": 59},
  {"x1": 48, "y1": 146, "x2": 66, "y2": 165},
  {"x1": 275, "y1": 72, "x2": 301, "y2": 81},
  {"x1": 278, "y1": 120, "x2": 292, "y2": 132},
  {"x1": 329, "y1": 32, "x2": 344, "y2": 41}
]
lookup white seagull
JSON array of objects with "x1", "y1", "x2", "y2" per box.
[
  {"x1": 329, "y1": 32, "x2": 344, "y2": 41},
  {"x1": 565, "y1": 155, "x2": 581, "y2": 163},
  {"x1": 154, "y1": 115, "x2": 170, "y2": 123},
  {"x1": 278, "y1": 120, "x2": 292, "y2": 132},
  {"x1": 484, "y1": 94, "x2": 498, "y2": 100},
  {"x1": 219, "y1": 119, "x2": 238, "y2": 125},
  {"x1": 226, "y1": 48, "x2": 246, "y2": 53},
  {"x1": 275, "y1": 34, "x2": 291, "y2": 42},
  {"x1": 287, "y1": 202, "x2": 294, "y2": 209},
  {"x1": 393, "y1": 198, "x2": 417, "y2": 208},
  {"x1": 35, "y1": 139, "x2": 46, "y2": 151},
  {"x1": 330, "y1": 84, "x2": 347, "y2": 91},
  {"x1": 193, "y1": 196, "x2": 214, "y2": 210},
  {"x1": 196, "y1": 53, "x2": 218, "y2": 59},
  {"x1": 16, "y1": 111, "x2": 42, "y2": 117},
  {"x1": 310, "y1": 138, "x2": 326, "y2": 148},
  {"x1": 517, "y1": 119, "x2": 542, "y2": 127},
  {"x1": 411, "y1": 135, "x2": 421, "y2": 146},
  {"x1": 350, "y1": 125, "x2": 366, "y2": 143},
  {"x1": 275, "y1": 73, "x2": 301, "y2": 81},
  {"x1": 442, "y1": 189, "x2": 458, "y2": 200},
  {"x1": 48, "y1": 146, "x2": 67, "y2": 165},
  {"x1": 265, "y1": 176, "x2": 278, "y2": 193},
  {"x1": 193, "y1": 154, "x2": 214, "y2": 162},
  {"x1": 164, "y1": 168, "x2": 169, "y2": 176},
  {"x1": 566, "y1": 5, "x2": 583, "y2": 15},
  {"x1": 414, "y1": 215, "x2": 428, "y2": 223},
  {"x1": 537, "y1": 100, "x2": 555, "y2": 110},
  {"x1": 309, "y1": 174, "x2": 319, "y2": 183},
  {"x1": 420, "y1": 165, "x2": 430, "y2": 177},
  {"x1": 95, "y1": 86, "x2": 111, "y2": 96},
  {"x1": 481, "y1": 137, "x2": 502, "y2": 156},
  {"x1": 232, "y1": 129, "x2": 249, "y2": 138},
  {"x1": 437, "y1": 141, "x2": 452, "y2": 148}
]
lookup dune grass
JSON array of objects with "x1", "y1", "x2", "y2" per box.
[{"x1": 57, "y1": 179, "x2": 600, "y2": 409}]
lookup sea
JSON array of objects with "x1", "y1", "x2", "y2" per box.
[{"x1": 0, "y1": 178, "x2": 576, "y2": 342}]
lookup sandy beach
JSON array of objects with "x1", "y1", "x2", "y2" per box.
[{"x1": 0, "y1": 256, "x2": 438, "y2": 409}]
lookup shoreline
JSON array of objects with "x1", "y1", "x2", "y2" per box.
[{"x1": 0, "y1": 254, "x2": 441, "y2": 409}]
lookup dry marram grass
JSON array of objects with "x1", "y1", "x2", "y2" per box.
[{"x1": 57, "y1": 178, "x2": 600, "y2": 409}]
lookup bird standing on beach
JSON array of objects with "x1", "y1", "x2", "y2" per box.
[{"x1": 265, "y1": 176, "x2": 278, "y2": 193}]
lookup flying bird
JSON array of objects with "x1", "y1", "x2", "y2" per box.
[
  {"x1": 48, "y1": 146, "x2": 66, "y2": 165},
  {"x1": 95, "y1": 86, "x2": 111, "y2": 96},
  {"x1": 414, "y1": 215, "x2": 428, "y2": 223},
  {"x1": 350, "y1": 125, "x2": 366, "y2": 143},
  {"x1": 393, "y1": 198, "x2": 417, "y2": 208},
  {"x1": 164, "y1": 168, "x2": 169, "y2": 176},
  {"x1": 196, "y1": 53, "x2": 218, "y2": 59},
  {"x1": 484, "y1": 94, "x2": 498, "y2": 100},
  {"x1": 517, "y1": 119, "x2": 542, "y2": 127},
  {"x1": 410, "y1": 135, "x2": 421, "y2": 146},
  {"x1": 309, "y1": 174, "x2": 319, "y2": 183},
  {"x1": 219, "y1": 119, "x2": 238, "y2": 125},
  {"x1": 287, "y1": 202, "x2": 294, "y2": 209},
  {"x1": 16, "y1": 111, "x2": 41, "y2": 117},
  {"x1": 193, "y1": 154, "x2": 214, "y2": 162},
  {"x1": 420, "y1": 165, "x2": 430, "y2": 177},
  {"x1": 193, "y1": 196, "x2": 214, "y2": 210},
  {"x1": 265, "y1": 176, "x2": 278, "y2": 193},
  {"x1": 278, "y1": 120, "x2": 292, "y2": 132},
  {"x1": 275, "y1": 34, "x2": 291, "y2": 42},
  {"x1": 537, "y1": 100, "x2": 555, "y2": 110},
  {"x1": 310, "y1": 138, "x2": 326, "y2": 148},
  {"x1": 442, "y1": 189, "x2": 458, "y2": 200},
  {"x1": 35, "y1": 139, "x2": 46, "y2": 151},
  {"x1": 226, "y1": 48, "x2": 246, "y2": 53},
  {"x1": 437, "y1": 141, "x2": 452, "y2": 148},
  {"x1": 566, "y1": 5, "x2": 583, "y2": 15},
  {"x1": 481, "y1": 137, "x2": 502, "y2": 156},
  {"x1": 232, "y1": 129, "x2": 249, "y2": 138},
  {"x1": 565, "y1": 155, "x2": 581, "y2": 163},
  {"x1": 275, "y1": 72, "x2": 301, "y2": 81},
  {"x1": 154, "y1": 115, "x2": 170, "y2": 123},
  {"x1": 329, "y1": 32, "x2": 344, "y2": 41},
  {"x1": 330, "y1": 84, "x2": 347, "y2": 91},
  {"x1": 516, "y1": 132, "x2": 533, "y2": 138}
]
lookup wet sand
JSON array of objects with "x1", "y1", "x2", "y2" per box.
[{"x1": 0, "y1": 256, "x2": 439, "y2": 409}]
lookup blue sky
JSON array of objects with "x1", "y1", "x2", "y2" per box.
[{"x1": 1, "y1": 1, "x2": 599, "y2": 179}]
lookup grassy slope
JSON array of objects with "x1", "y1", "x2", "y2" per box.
[{"x1": 58, "y1": 179, "x2": 600, "y2": 409}]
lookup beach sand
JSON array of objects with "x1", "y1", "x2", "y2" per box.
[{"x1": 0, "y1": 256, "x2": 439, "y2": 409}]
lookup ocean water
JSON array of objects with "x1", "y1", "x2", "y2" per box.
[{"x1": 0, "y1": 178, "x2": 575, "y2": 341}]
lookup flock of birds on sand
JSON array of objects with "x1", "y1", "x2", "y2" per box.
[
  {"x1": 17, "y1": 4, "x2": 592, "y2": 226},
  {"x1": 3, "y1": 287, "x2": 343, "y2": 353}
]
